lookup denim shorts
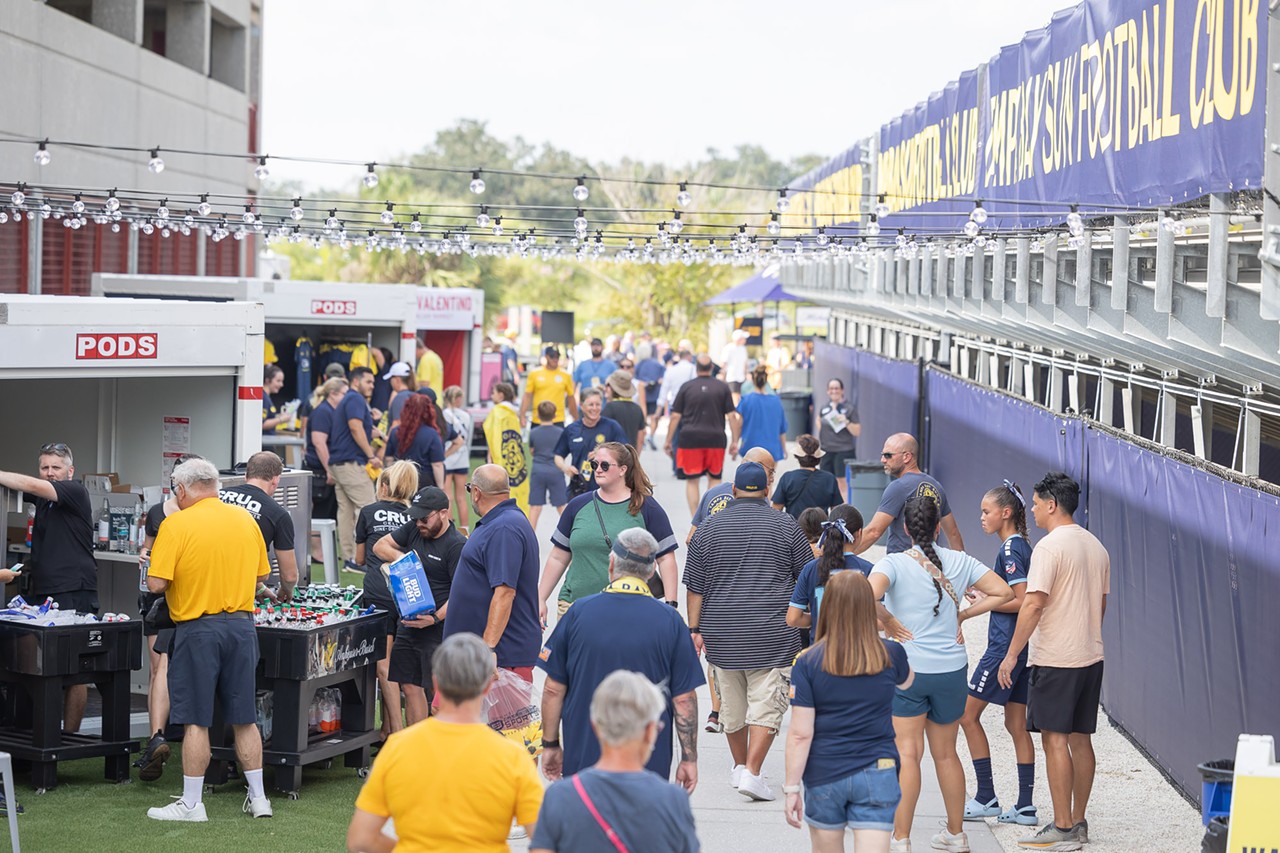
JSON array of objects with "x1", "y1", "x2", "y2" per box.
[
  {"x1": 804, "y1": 764, "x2": 901, "y2": 831},
  {"x1": 893, "y1": 666, "x2": 968, "y2": 724}
]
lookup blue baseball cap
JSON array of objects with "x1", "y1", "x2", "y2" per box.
[{"x1": 734, "y1": 461, "x2": 768, "y2": 494}]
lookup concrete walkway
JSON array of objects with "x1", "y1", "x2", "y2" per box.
[{"x1": 516, "y1": 440, "x2": 1003, "y2": 852}]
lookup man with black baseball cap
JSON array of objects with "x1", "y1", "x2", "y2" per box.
[
  {"x1": 685, "y1": 460, "x2": 812, "y2": 802},
  {"x1": 521, "y1": 346, "x2": 577, "y2": 427},
  {"x1": 372, "y1": 487, "x2": 466, "y2": 724}
]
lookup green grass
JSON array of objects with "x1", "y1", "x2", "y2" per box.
[{"x1": 11, "y1": 744, "x2": 365, "y2": 851}]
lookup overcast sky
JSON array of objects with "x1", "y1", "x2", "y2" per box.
[{"x1": 261, "y1": 0, "x2": 1073, "y2": 189}]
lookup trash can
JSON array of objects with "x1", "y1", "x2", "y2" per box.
[
  {"x1": 779, "y1": 390, "x2": 812, "y2": 440},
  {"x1": 1197, "y1": 759, "x2": 1234, "y2": 826},
  {"x1": 1200, "y1": 816, "x2": 1229, "y2": 853},
  {"x1": 845, "y1": 460, "x2": 889, "y2": 529}
]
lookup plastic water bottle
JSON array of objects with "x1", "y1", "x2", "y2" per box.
[
  {"x1": 137, "y1": 550, "x2": 150, "y2": 593},
  {"x1": 24, "y1": 505, "x2": 34, "y2": 548}
]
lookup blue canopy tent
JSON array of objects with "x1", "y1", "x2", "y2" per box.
[{"x1": 704, "y1": 269, "x2": 805, "y2": 344}]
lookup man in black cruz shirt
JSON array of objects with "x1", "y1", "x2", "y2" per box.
[
  {"x1": 218, "y1": 451, "x2": 298, "y2": 602},
  {"x1": 0, "y1": 442, "x2": 99, "y2": 733}
]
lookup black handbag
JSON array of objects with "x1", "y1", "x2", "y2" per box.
[
  {"x1": 144, "y1": 596, "x2": 176, "y2": 630},
  {"x1": 567, "y1": 472, "x2": 591, "y2": 500}
]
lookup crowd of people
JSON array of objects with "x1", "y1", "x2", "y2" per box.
[{"x1": 0, "y1": 329, "x2": 1111, "y2": 853}]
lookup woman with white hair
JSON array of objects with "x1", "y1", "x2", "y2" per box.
[{"x1": 531, "y1": 672, "x2": 700, "y2": 853}]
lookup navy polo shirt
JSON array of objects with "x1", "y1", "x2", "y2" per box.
[
  {"x1": 443, "y1": 499, "x2": 541, "y2": 668},
  {"x1": 537, "y1": 584, "x2": 704, "y2": 778},
  {"x1": 328, "y1": 390, "x2": 372, "y2": 465}
]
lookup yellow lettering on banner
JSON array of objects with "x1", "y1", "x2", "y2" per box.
[
  {"x1": 1113, "y1": 21, "x2": 1129, "y2": 150},
  {"x1": 1062, "y1": 54, "x2": 1077, "y2": 171},
  {"x1": 1099, "y1": 32, "x2": 1116, "y2": 151},
  {"x1": 1161, "y1": 0, "x2": 1182, "y2": 136},
  {"x1": 1139, "y1": 9, "x2": 1156, "y2": 145},
  {"x1": 1212, "y1": 0, "x2": 1237, "y2": 120},
  {"x1": 1042, "y1": 64, "x2": 1058, "y2": 173},
  {"x1": 1190, "y1": 0, "x2": 1210, "y2": 127},
  {"x1": 1240, "y1": 0, "x2": 1259, "y2": 115},
  {"x1": 1127, "y1": 18, "x2": 1142, "y2": 146}
]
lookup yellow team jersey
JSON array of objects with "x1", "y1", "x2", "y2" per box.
[
  {"x1": 148, "y1": 497, "x2": 269, "y2": 621},
  {"x1": 355, "y1": 719, "x2": 544, "y2": 852},
  {"x1": 525, "y1": 367, "x2": 574, "y2": 422},
  {"x1": 484, "y1": 401, "x2": 530, "y2": 513},
  {"x1": 416, "y1": 348, "x2": 444, "y2": 392}
]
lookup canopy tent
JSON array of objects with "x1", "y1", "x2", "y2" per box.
[{"x1": 703, "y1": 270, "x2": 803, "y2": 306}]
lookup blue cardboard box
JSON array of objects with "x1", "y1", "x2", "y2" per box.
[{"x1": 386, "y1": 551, "x2": 436, "y2": 619}]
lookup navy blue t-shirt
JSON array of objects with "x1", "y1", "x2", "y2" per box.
[
  {"x1": 328, "y1": 390, "x2": 372, "y2": 465},
  {"x1": 987, "y1": 534, "x2": 1031, "y2": 658},
  {"x1": 538, "y1": 587, "x2": 704, "y2": 778},
  {"x1": 789, "y1": 553, "x2": 875, "y2": 644},
  {"x1": 876, "y1": 471, "x2": 952, "y2": 553},
  {"x1": 386, "y1": 425, "x2": 446, "y2": 487},
  {"x1": 530, "y1": 768, "x2": 699, "y2": 853},
  {"x1": 790, "y1": 640, "x2": 910, "y2": 787},
  {"x1": 552, "y1": 417, "x2": 627, "y2": 488},
  {"x1": 304, "y1": 400, "x2": 333, "y2": 468},
  {"x1": 442, "y1": 499, "x2": 541, "y2": 668},
  {"x1": 772, "y1": 468, "x2": 844, "y2": 519}
]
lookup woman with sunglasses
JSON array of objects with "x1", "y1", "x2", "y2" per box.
[{"x1": 538, "y1": 443, "x2": 678, "y2": 624}]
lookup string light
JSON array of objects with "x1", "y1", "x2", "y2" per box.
[
  {"x1": 874, "y1": 194, "x2": 890, "y2": 218},
  {"x1": 865, "y1": 214, "x2": 881, "y2": 236},
  {"x1": 363, "y1": 163, "x2": 379, "y2": 189},
  {"x1": 290, "y1": 197, "x2": 304, "y2": 221},
  {"x1": 767, "y1": 212, "x2": 781, "y2": 236},
  {"x1": 71, "y1": 194, "x2": 85, "y2": 214},
  {"x1": 776, "y1": 189, "x2": 790, "y2": 213},
  {"x1": 1066, "y1": 204, "x2": 1083, "y2": 236},
  {"x1": 573, "y1": 209, "x2": 588, "y2": 233},
  {"x1": 10, "y1": 183, "x2": 26, "y2": 208},
  {"x1": 380, "y1": 202, "x2": 396, "y2": 225},
  {"x1": 34, "y1": 140, "x2": 50, "y2": 167},
  {"x1": 105, "y1": 188, "x2": 119, "y2": 212},
  {"x1": 197, "y1": 193, "x2": 211, "y2": 217},
  {"x1": 676, "y1": 182, "x2": 692, "y2": 207},
  {"x1": 669, "y1": 211, "x2": 683, "y2": 234},
  {"x1": 147, "y1": 148, "x2": 165, "y2": 174},
  {"x1": 970, "y1": 200, "x2": 987, "y2": 224},
  {"x1": 469, "y1": 170, "x2": 485, "y2": 194},
  {"x1": 573, "y1": 176, "x2": 589, "y2": 202},
  {"x1": 254, "y1": 156, "x2": 270, "y2": 181},
  {"x1": 411, "y1": 211, "x2": 423, "y2": 232},
  {"x1": 156, "y1": 199, "x2": 169, "y2": 220},
  {"x1": 492, "y1": 216, "x2": 503, "y2": 236}
]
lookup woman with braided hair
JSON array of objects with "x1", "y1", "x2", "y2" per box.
[
  {"x1": 869, "y1": 495, "x2": 1015, "y2": 853},
  {"x1": 787, "y1": 505, "x2": 875, "y2": 646}
]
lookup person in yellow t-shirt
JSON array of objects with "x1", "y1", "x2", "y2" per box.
[
  {"x1": 145, "y1": 458, "x2": 272, "y2": 823},
  {"x1": 520, "y1": 347, "x2": 578, "y2": 427},
  {"x1": 415, "y1": 338, "x2": 445, "y2": 394},
  {"x1": 347, "y1": 633, "x2": 543, "y2": 852}
]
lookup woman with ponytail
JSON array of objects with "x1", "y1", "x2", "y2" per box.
[
  {"x1": 787, "y1": 505, "x2": 875, "y2": 645},
  {"x1": 869, "y1": 495, "x2": 1015, "y2": 852},
  {"x1": 959, "y1": 481, "x2": 1039, "y2": 827}
]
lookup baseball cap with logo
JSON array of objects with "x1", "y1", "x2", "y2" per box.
[
  {"x1": 734, "y1": 461, "x2": 768, "y2": 494},
  {"x1": 323, "y1": 363, "x2": 347, "y2": 379},
  {"x1": 382, "y1": 361, "x2": 412, "y2": 380},
  {"x1": 544, "y1": 346, "x2": 561, "y2": 358},
  {"x1": 407, "y1": 486, "x2": 451, "y2": 520}
]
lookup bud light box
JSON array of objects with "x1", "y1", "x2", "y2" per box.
[{"x1": 387, "y1": 552, "x2": 435, "y2": 619}]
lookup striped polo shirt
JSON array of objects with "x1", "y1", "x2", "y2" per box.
[{"x1": 683, "y1": 498, "x2": 811, "y2": 670}]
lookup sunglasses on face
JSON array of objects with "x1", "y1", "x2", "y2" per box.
[
  {"x1": 620, "y1": 362, "x2": 634, "y2": 369},
  {"x1": 589, "y1": 460, "x2": 617, "y2": 473},
  {"x1": 881, "y1": 452, "x2": 898, "y2": 459}
]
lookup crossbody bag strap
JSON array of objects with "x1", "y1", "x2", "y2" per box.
[
  {"x1": 904, "y1": 548, "x2": 961, "y2": 611},
  {"x1": 591, "y1": 493, "x2": 613, "y2": 549},
  {"x1": 571, "y1": 774, "x2": 630, "y2": 853}
]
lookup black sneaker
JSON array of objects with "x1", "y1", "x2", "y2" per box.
[
  {"x1": 0, "y1": 793, "x2": 23, "y2": 816},
  {"x1": 135, "y1": 733, "x2": 171, "y2": 782}
]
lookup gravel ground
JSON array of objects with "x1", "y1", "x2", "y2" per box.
[{"x1": 955, "y1": 612, "x2": 1205, "y2": 852}]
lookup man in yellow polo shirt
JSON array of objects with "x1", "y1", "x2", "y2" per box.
[
  {"x1": 346, "y1": 633, "x2": 543, "y2": 852},
  {"x1": 145, "y1": 458, "x2": 272, "y2": 824},
  {"x1": 520, "y1": 346, "x2": 577, "y2": 427}
]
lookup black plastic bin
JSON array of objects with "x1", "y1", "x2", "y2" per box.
[
  {"x1": 779, "y1": 390, "x2": 812, "y2": 440},
  {"x1": 1197, "y1": 759, "x2": 1234, "y2": 826}
]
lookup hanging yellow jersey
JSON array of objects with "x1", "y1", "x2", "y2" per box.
[{"x1": 484, "y1": 401, "x2": 529, "y2": 513}]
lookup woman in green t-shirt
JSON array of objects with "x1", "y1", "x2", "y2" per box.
[{"x1": 538, "y1": 442, "x2": 679, "y2": 624}]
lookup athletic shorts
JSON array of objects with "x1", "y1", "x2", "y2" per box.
[
  {"x1": 710, "y1": 665, "x2": 791, "y2": 733},
  {"x1": 139, "y1": 592, "x2": 163, "y2": 636},
  {"x1": 1026, "y1": 661, "x2": 1104, "y2": 735},
  {"x1": 804, "y1": 762, "x2": 900, "y2": 832},
  {"x1": 818, "y1": 450, "x2": 856, "y2": 481},
  {"x1": 169, "y1": 613, "x2": 259, "y2": 727},
  {"x1": 362, "y1": 594, "x2": 399, "y2": 638},
  {"x1": 968, "y1": 651, "x2": 1030, "y2": 706},
  {"x1": 530, "y1": 467, "x2": 568, "y2": 507},
  {"x1": 894, "y1": 666, "x2": 968, "y2": 724},
  {"x1": 388, "y1": 624, "x2": 443, "y2": 688},
  {"x1": 44, "y1": 589, "x2": 99, "y2": 615},
  {"x1": 677, "y1": 446, "x2": 726, "y2": 478}
]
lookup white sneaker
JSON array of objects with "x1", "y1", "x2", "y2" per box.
[
  {"x1": 508, "y1": 824, "x2": 527, "y2": 840},
  {"x1": 736, "y1": 770, "x2": 776, "y2": 801},
  {"x1": 890, "y1": 836, "x2": 913, "y2": 852},
  {"x1": 147, "y1": 798, "x2": 208, "y2": 822},
  {"x1": 930, "y1": 824, "x2": 970, "y2": 852},
  {"x1": 729, "y1": 764, "x2": 745, "y2": 788},
  {"x1": 243, "y1": 793, "x2": 273, "y2": 818}
]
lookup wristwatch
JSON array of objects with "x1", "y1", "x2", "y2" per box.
[
  {"x1": 666, "y1": 600, "x2": 678, "y2": 608},
  {"x1": 542, "y1": 738, "x2": 561, "y2": 749},
  {"x1": 782, "y1": 784, "x2": 801, "y2": 794},
  {"x1": 688, "y1": 626, "x2": 700, "y2": 634}
]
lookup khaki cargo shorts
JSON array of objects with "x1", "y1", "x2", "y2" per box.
[{"x1": 709, "y1": 665, "x2": 792, "y2": 734}]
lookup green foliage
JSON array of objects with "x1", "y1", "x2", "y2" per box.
[{"x1": 264, "y1": 120, "x2": 822, "y2": 335}]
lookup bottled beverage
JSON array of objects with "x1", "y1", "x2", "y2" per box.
[
  {"x1": 114, "y1": 514, "x2": 129, "y2": 553},
  {"x1": 96, "y1": 499, "x2": 111, "y2": 551},
  {"x1": 137, "y1": 549, "x2": 150, "y2": 593},
  {"x1": 24, "y1": 505, "x2": 35, "y2": 548},
  {"x1": 131, "y1": 505, "x2": 144, "y2": 554}
]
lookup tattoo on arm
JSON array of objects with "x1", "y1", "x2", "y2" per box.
[{"x1": 674, "y1": 693, "x2": 698, "y2": 762}]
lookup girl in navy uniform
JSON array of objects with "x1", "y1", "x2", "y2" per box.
[{"x1": 960, "y1": 480, "x2": 1038, "y2": 827}]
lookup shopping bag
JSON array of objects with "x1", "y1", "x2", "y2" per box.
[{"x1": 482, "y1": 668, "x2": 543, "y2": 758}]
